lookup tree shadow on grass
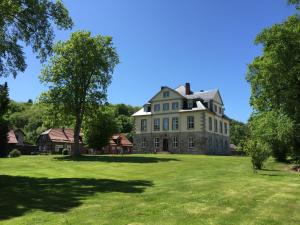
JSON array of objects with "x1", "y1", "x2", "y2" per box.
[
  {"x1": 0, "y1": 175, "x2": 153, "y2": 221},
  {"x1": 54, "y1": 155, "x2": 180, "y2": 163}
]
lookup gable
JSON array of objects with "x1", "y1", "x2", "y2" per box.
[
  {"x1": 213, "y1": 90, "x2": 224, "y2": 105},
  {"x1": 149, "y1": 87, "x2": 184, "y2": 103}
]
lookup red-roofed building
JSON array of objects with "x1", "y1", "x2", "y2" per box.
[
  {"x1": 37, "y1": 128, "x2": 84, "y2": 153},
  {"x1": 103, "y1": 133, "x2": 133, "y2": 154},
  {"x1": 7, "y1": 129, "x2": 25, "y2": 146}
]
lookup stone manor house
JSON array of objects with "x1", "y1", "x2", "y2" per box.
[{"x1": 132, "y1": 83, "x2": 230, "y2": 154}]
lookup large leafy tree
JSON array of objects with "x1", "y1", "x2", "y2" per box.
[
  {"x1": 40, "y1": 31, "x2": 119, "y2": 156},
  {"x1": 0, "y1": 82, "x2": 9, "y2": 156},
  {"x1": 246, "y1": 1, "x2": 300, "y2": 162},
  {"x1": 229, "y1": 119, "x2": 249, "y2": 147},
  {"x1": 0, "y1": 0, "x2": 73, "y2": 78}
]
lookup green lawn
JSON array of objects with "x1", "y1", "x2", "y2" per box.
[{"x1": 0, "y1": 154, "x2": 299, "y2": 225}]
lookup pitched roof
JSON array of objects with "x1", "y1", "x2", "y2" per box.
[
  {"x1": 7, "y1": 130, "x2": 18, "y2": 144},
  {"x1": 110, "y1": 133, "x2": 133, "y2": 147},
  {"x1": 41, "y1": 128, "x2": 82, "y2": 143}
]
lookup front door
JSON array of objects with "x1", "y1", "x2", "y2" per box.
[{"x1": 163, "y1": 139, "x2": 169, "y2": 151}]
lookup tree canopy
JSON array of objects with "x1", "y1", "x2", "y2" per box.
[
  {"x1": 40, "y1": 31, "x2": 119, "y2": 156},
  {"x1": 0, "y1": 0, "x2": 73, "y2": 77}
]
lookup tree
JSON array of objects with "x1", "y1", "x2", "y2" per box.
[
  {"x1": 229, "y1": 119, "x2": 249, "y2": 147},
  {"x1": 0, "y1": 82, "x2": 9, "y2": 156},
  {"x1": 246, "y1": 12, "x2": 300, "y2": 162},
  {"x1": 84, "y1": 107, "x2": 118, "y2": 150},
  {"x1": 0, "y1": 0, "x2": 73, "y2": 78},
  {"x1": 40, "y1": 31, "x2": 119, "y2": 156}
]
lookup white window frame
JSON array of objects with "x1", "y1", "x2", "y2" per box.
[
  {"x1": 214, "y1": 119, "x2": 218, "y2": 132},
  {"x1": 154, "y1": 138, "x2": 160, "y2": 148},
  {"x1": 187, "y1": 116, "x2": 194, "y2": 129},
  {"x1": 172, "y1": 117, "x2": 178, "y2": 130},
  {"x1": 173, "y1": 137, "x2": 178, "y2": 149},
  {"x1": 154, "y1": 104, "x2": 160, "y2": 112},
  {"x1": 219, "y1": 121, "x2": 223, "y2": 133},
  {"x1": 163, "y1": 103, "x2": 169, "y2": 111},
  {"x1": 142, "y1": 138, "x2": 147, "y2": 148},
  {"x1": 224, "y1": 122, "x2": 228, "y2": 134},
  {"x1": 163, "y1": 91, "x2": 170, "y2": 98},
  {"x1": 141, "y1": 119, "x2": 147, "y2": 132},
  {"x1": 188, "y1": 137, "x2": 194, "y2": 149},
  {"x1": 172, "y1": 102, "x2": 179, "y2": 110}
]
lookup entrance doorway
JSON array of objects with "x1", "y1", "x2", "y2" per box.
[{"x1": 163, "y1": 139, "x2": 169, "y2": 151}]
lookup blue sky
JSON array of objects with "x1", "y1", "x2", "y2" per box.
[{"x1": 0, "y1": 0, "x2": 297, "y2": 122}]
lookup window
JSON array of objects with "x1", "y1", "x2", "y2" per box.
[
  {"x1": 187, "y1": 116, "x2": 194, "y2": 129},
  {"x1": 154, "y1": 104, "x2": 160, "y2": 112},
  {"x1": 214, "y1": 105, "x2": 217, "y2": 112},
  {"x1": 172, "y1": 117, "x2": 179, "y2": 130},
  {"x1": 154, "y1": 138, "x2": 160, "y2": 148},
  {"x1": 163, "y1": 118, "x2": 169, "y2": 130},
  {"x1": 219, "y1": 121, "x2": 223, "y2": 133},
  {"x1": 55, "y1": 145, "x2": 63, "y2": 152},
  {"x1": 172, "y1": 102, "x2": 179, "y2": 110},
  {"x1": 188, "y1": 137, "x2": 194, "y2": 149},
  {"x1": 219, "y1": 107, "x2": 222, "y2": 115},
  {"x1": 163, "y1": 103, "x2": 169, "y2": 111},
  {"x1": 142, "y1": 138, "x2": 147, "y2": 148},
  {"x1": 141, "y1": 119, "x2": 147, "y2": 132},
  {"x1": 173, "y1": 137, "x2": 178, "y2": 149},
  {"x1": 209, "y1": 137, "x2": 213, "y2": 150},
  {"x1": 224, "y1": 122, "x2": 228, "y2": 134},
  {"x1": 154, "y1": 118, "x2": 160, "y2": 131},
  {"x1": 163, "y1": 91, "x2": 170, "y2": 98},
  {"x1": 209, "y1": 117, "x2": 212, "y2": 131},
  {"x1": 214, "y1": 119, "x2": 218, "y2": 132}
]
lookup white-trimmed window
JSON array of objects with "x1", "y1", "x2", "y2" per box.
[
  {"x1": 172, "y1": 117, "x2": 178, "y2": 130},
  {"x1": 214, "y1": 105, "x2": 217, "y2": 112},
  {"x1": 188, "y1": 137, "x2": 194, "y2": 149},
  {"x1": 154, "y1": 138, "x2": 160, "y2": 148},
  {"x1": 209, "y1": 137, "x2": 213, "y2": 150},
  {"x1": 188, "y1": 100, "x2": 194, "y2": 109},
  {"x1": 172, "y1": 102, "x2": 179, "y2": 110},
  {"x1": 163, "y1": 103, "x2": 169, "y2": 111},
  {"x1": 209, "y1": 117, "x2": 212, "y2": 131},
  {"x1": 214, "y1": 119, "x2": 218, "y2": 132},
  {"x1": 224, "y1": 122, "x2": 228, "y2": 134},
  {"x1": 163, "y1": 118, "x2": 169, "y2": 130},
  {"x1": 142, "y1": 138, "x2": 147, "y2": 148},
  {"x1": 141, "y1": 119, "x2": 147, "y2": 132},
  {"x1": 163, "y1": 91, "x2": 170, "y2": 98},
  {"x1": 154, "y1": 104, "x2": 160, "y2": 112},
  {"x1": 154, "y1": 118, "x2": 160, "y2": 131},
  {"x1": 187, "y1": 116, "x2": 194, "y2": 129},
  {"x1": 173, "y1": 137, "x2": 178, "y2": 149}
]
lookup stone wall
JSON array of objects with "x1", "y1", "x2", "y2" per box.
[{"x1": 133, "y1": 131, "x2": 230, "y2": 155}]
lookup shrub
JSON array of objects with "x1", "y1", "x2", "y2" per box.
[
  {"x1": 9, "y1": 149, "x2": 21, "y2": 158},
  {"x1": 62, "y1": 148, "x2": 69, "y2": 155},
  {"x1": 244, "y1": 139, "x2": 271, "y2": 171}
]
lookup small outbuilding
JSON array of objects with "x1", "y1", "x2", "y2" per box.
[{"x1": 103, "y1": 133, "x2": 133, "y2": 154}]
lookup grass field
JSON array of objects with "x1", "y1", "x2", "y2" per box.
[{"x1": 0, "y1": 154, "x2": 299, "y2": 225}]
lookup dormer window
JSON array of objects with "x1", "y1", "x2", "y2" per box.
[
  {"x1": 163, "y1": 91, "x2": 170, "y2": 98},
  {"x1": 188, "y1": 100, "x2": 193, "y2": 109}
]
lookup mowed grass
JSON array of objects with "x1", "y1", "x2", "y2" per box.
[{"x1": 0, "y1": 154, "x2": 300, "y2": 225}]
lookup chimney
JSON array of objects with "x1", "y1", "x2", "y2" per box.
[{"x1": 185, "y1": 83, "x2": 191, "y2": 95}]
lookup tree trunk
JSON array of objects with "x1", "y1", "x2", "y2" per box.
[{"x1": 72, "y1": 113, "x2": 82, "y2": 157}]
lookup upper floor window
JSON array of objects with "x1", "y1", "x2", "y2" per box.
[
  {"x1": 209, "y1": 117, "x2": 212, "y2": 131},
  {"x1": 188, "y1": 137, "x2": 194, "y2": 149},
  {"x1": 173, "y1": 137, "x2": 178, "y2": 149},
  {"x1": 163, "y1": 91, "x2": 170, "y2": 98},
  {"x1": 141, "y1": 119, "x2": 147, "y2": 132},
  {"x1": 163, "y1": 118, "x2": 169, "y2": 130},
  {"x1": 163, "y1": 103, "x2": 169, "y2": 111},
  {"x1": 219, "y1": 107, "x2": 222, "y2": 115},
  {"x1": 187, "y1": 116, "x2": 194, "y2": 129},
  {"x1": 154, "y1": 118, "x2": 160, "y2": 131},
  {"x1": 214, "y1": 104, "x2": 217, "y2": 113},
  {"x1": 172, "y1": 117, "x2": 179, "y2": 130},
  {"x1": 188, "y1": 100, "x2": 194, "y2": 109},
  {"x1": 219, "y1": 121, "x2": 223, "y2": 133},
  {"x1": 214, "y1": 119, "x2": 218, "y2": 132},
  {"x1": 224, "y1": 122, "x2": 228, "y2": 134},
  {"x1": 154, "y1": 104, "x2": 160, "y2": 112},
  {"x1": 172, "y1": 102, "x2": 179, "y2": 110}
]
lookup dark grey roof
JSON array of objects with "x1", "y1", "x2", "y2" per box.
[{"x1": 175, "y1": 85, "x2": 218, "y2": 101}]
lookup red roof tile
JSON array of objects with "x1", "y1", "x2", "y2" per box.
[
  {"x1": 7, "y1": 130, "x2": 18, "y2": 144},
  {"x1": 42, "y1": 128, "x2": 82, "y2": 143}
]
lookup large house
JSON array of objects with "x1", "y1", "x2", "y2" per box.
[
  {"x1": 132, "y1": 83, "x2": 230, "y2": 154},
  {"x1": 37, "y1": 128, "x2": 84, "y2": 153}
]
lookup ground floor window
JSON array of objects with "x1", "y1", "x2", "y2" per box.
[
  {"x1": 154, "y1": 138, "x2": 160, "y2": 148},
  {"x1": 173, "y1": 137, "x2": 178, "y2": 149},
  {"x1": 55, "y1": 145, "x2": 64, "y2": 152},
  {"x1": 208, "y1": 137, "x2": 213, "y2": 150},
  {"x1": 188, "y1": 137, "x2": 194, "y2": 149},
  {"x1": 142, "y1": 138, "x2": 147, "y2": 148}
]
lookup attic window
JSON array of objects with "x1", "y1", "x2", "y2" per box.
[{"x1": 163, "y1": 91, "x2": 170, "y2": 98}]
